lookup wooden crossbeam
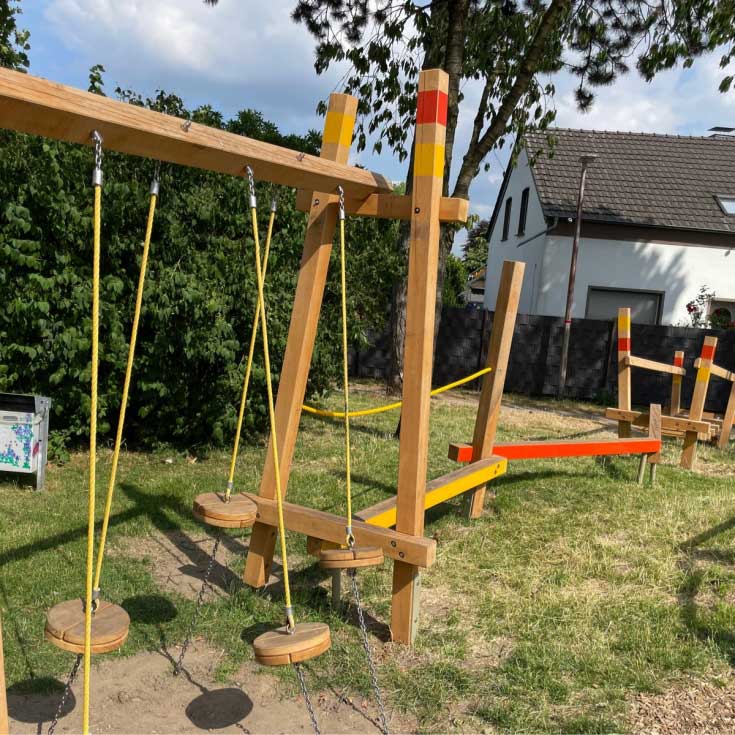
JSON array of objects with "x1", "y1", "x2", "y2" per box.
[
  {"x1": 448, "y1": 437, "x2": 662, "y2": 463},
  {"x1": 0, "y1": 68, "x2": 392, "y2": 199},
  {"x1": 623, "y1": 355, "x2": 686, "y2": 376},
  {"x1": 356, "y1": 455, "x2": 507, "y2": 529},
  {"x1": 694, "y1": 359, "x2": 735, "y2": 382},
  {"x1": 605, "y1": 408, "x2": 711, "y2": 434},
  {"x1": 295, "y1": 190, "x2": 468, "y2": 222},
  {"x1": 241, "y1": 494, "x2": 436, "y2": 568}
]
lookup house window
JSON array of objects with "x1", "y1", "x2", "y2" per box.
[
  {"x1": 517, "y1": 187, "x2": 530, "y2": 235},
  {"x1": 585, "y1": 287, "x2": 663, "y2": 325},
  {"x1": 501, "y1": 197, "x2": 512, "y2": 240},
  {"x1": 715, "y1": 195, "x2": 735, "y2": 215}
]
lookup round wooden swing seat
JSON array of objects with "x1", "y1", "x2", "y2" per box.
[
  {"x1": 45, "y1": 598, "x2": 130, "y2": 655},
  {"x1": 318, "y1": 546, "x2": 384, "y2": 570},
  {"x1": 252, "y1": 622, "x2": 331, "y2": 666},
  {"x1": 192, "y1": 492, "x2": 258, "y2": 529}
]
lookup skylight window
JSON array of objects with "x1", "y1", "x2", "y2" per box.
[{"x1": 715, "y1": 195, "x2": 735, "y2": 215}]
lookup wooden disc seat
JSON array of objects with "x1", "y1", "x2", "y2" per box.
[
  {"x1": 45, "y1": 598, "x2": 130, "y2": 655},
  {"x1": 252, "y1": 622, "x2": 331, "y2": 666},
  {"x1": 318, "y1": 546, "x2": 384, "y2": 570},
  {"x1": 192, "y1": 492, "x2": 257, "y2": 529}
]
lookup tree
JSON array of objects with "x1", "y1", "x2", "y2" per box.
[
  {"x1": 462, "y1": 217, "x2": 489, "y2": 274},
  {"x1": 0, "y1": 0, "x2": 29, "y2": 70}
]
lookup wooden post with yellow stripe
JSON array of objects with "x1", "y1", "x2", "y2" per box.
[
  {"x1": 391, "y1": 69, "x2": 448, "y2": 645},
  {"x1": 681, "y1": 336, "x2": 717, "y2": 469},
  {"x1": 670, "y1": 350, "x2": 684, "y2": 415},
  {"x1": 243, "y1": 93, "x2": 357, "y2": 588},
  {"x1": 616, "y1": 308, "x2": 632, "y2": 438}
]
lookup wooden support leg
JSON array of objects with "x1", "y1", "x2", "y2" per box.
[
  {"x1": 681, "y1": 338, "x2": 717, "y2": 470},
  {"x1": 718, "y1": 381, "x2": 735, "y2": 450},
  {"x1": 0, "y1": 614, "x2": 8, "y2": 735},
  {"x1": 243, "y1": 94, "x2": 358, "y2": 588},
  {"x1": 391, "y1": 69, "x2": 448, "y2": 645},
  {"x1": 617, "y1": 308, "x2": 632, "y2": 439},
  {"x1": 467, "y1": 261, "x2": 525, "y2": 519},
  {"x1": 636, "y1": 454, "x2": 647, "y2": 484}
]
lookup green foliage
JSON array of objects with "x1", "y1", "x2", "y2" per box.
[
  {"x1": 0, "y1": 72, "x2": 399, "y2": 449},
  {"x1": 0, "y1": 0, "x2": 29, "y2": 71},
  {"x1": 462, "y1": 217, "x2": 489, "y2": 274},
  {"x1": 442, "y1": 253, "x2": 468, "y2": 307}
]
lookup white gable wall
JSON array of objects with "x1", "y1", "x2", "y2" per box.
[
  {"x1": 484, "y1": 149, "x2": 548, "y2": 313},
  {"x1": 535, "y1": 234, "x2": 734, "y2": 324}
]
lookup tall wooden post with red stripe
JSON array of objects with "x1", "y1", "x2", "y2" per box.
[
  {"x1": 681, "y1": 336, "x2": 717, "y2": 468},
  {"x1": 392, "y1": 69, "x2": 449, "y2": 644},
  {"x1": 616, "y1": 308, "x2": 632, "y2": 438}
]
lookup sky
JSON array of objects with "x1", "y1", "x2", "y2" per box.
[{"x1": 17, "y1": 0, "x2": 735, "y2": 245}]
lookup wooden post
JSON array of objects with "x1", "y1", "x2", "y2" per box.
[
  {"x1": 243, "y1": 93, "x2": 357, "y2": 588},
  {"x1": 617, "y1": 308, "x2": 632, "y2": 438},
  {"x1": 0, "y1": 614, "x2": 8, "y2": 735},
  {"x1": 718, "y1": 380, "x2": 735, "y2": 450},
  {"x1": 467, "y1": 261, "x2": 525, "y2": 519},
  {"x1": 681, "y1": 336, "x2": 717, "y2": 469},
  {"x1": 391, "y1": 69, "x2": 449, "y2": 645},
  {"x1": 670, "y1": 350, "x2": 684, "y2": 415}
]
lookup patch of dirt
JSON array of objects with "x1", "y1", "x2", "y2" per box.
[
  {"x1": 114, "y1": 530, "x2": 294, "y2": 600},
  {"x1": 8, "y1": 642, "x2": 403, "y2": 734},
  {"x1": 628, "y1": 676, "x2": 735, "y2": 734}
]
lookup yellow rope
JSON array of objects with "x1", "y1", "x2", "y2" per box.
[
  {"x1": 83, "y1": 165, "x2": 102, "y2": 735},
  {"x1": 336, "y1": 190, "x2": 353, "y2": 544},
  {"x1": 302, "y1": 366, "x2": 493, "y2": 419},
  {"x1": 226, "y1": 203, "x2": 276, "y2": 499},
  {"x1": 247, "y1": 173, "x2": 294, "y2": 628},
  {"x1": 93, "y1": 183, "x2": 158, "y2": 592}
]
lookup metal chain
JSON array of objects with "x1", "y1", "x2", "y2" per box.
[
  {"x1": 173, "y1": 534, "x2": 221, "y2": 675},
  {"x1": 48, "y1": 654, "x2": 82, "y2": 735},
  {"x1": 295, "y1": 662, "x2": 321, "y2": 735},
  {"x1": 349, "y1": 570, "x2": 390, "y2": 735}
]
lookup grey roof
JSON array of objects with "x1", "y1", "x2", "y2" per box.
[{"x1": 524, "y1": 128, "x2": 735, "y2": 234}]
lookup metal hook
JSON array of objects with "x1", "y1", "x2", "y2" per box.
[
  {"x1": 151, "y1": 161, "x2": 161, "y2": 196},
  {"x1": 337, "y1": 185, "x2": 346, "y2": 221},
  {"x1": 246, "y1": 165, "x2": 257, "y2": 209},
  {"x1": 91, "y1": 130, "x2": 104, "y2": 187}
]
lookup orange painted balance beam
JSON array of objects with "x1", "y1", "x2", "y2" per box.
[{"x1": 448, "y1": 437, "x2": 662, "y2": 463}]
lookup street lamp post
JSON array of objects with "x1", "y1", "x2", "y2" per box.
[{"x1": 558, "y1": 153, "x2": 598, "y2": 398}]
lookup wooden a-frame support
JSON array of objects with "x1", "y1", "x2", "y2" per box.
[{"x1": 0, "y1": 66, "x2": 468, "y2": 647}]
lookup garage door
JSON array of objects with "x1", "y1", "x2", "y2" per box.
[{"x1": 585, "y1": 287, "x2": 662, "y2": 325}]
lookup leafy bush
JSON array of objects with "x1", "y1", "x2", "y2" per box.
[{"x1": 0, "y1": 82, "x2": 400, "y2": 450}]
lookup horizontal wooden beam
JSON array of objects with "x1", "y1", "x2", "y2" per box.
[
  {"x1": 449, "y1": 437, "x2": 662, "y2": 463},
  {"x1": 241, "y1": 493, "x2": 435, "y2": 568},
  {"x1": 356, "y1": 455, "x2": 507, "y2": 528},
  {"x1": 605, "y1": 408, "x2": 711, "y2": 434},
  {"x1": 295, "y1": 189, "x2": 469, "y2": 222},
  {"x1": 694, "y1": 358, "x2": 735, "y2": 382},
  {"x1": 0, "y1": 68, "x2": 392, "y2": 199},
  {"x1": 623, "y1": 355, "x2": 686, "y2": 376}
]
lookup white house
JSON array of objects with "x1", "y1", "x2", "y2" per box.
[{"x1": 484, "y1": 129, "x2": 735, "y2": 325}]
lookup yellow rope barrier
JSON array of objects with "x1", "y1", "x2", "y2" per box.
[
  {"x1": 83, "y1": 134, "x2": 103, "y2": 735},
  {"x1": 93, "y1": 176, "x2": 159, "y2": 593},
  {"x1": 226, "y1": 200, "x2": 276, "y2": 500},
  {"x1": 302, "y1": 366, "x2": 493, "y2": 419},
  {"x1": 247, "y1": 169, "x2": 295, "y2": 629}
]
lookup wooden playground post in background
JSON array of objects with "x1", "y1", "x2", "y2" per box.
[
  {"x1": 682, "y1": 336, "x2": 717, "y2": 468},
  {"x1": 670, "y1": 350, "x2": 684, "y2": 415},
  {"x1": 392, "y1": 69, "x2": 449, "y2": 644},
  {"x1": 617, "y1": 308, "x2": 633, "y2": 438},
  {"x1": 466, "y1": 260, "x2": 525, "y2": 519},
  {"x1": 243, "y1": 93, "x2": 358, "y2": 588}
]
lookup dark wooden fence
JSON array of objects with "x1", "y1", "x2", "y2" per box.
[{"x1": 354, "y1": 308, "x2": 735, "y2": 414}]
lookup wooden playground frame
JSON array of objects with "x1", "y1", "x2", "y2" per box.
[
  {"x1": 0, "y1": 66, "x2": 484, "y2": 645},
  {"x1": 605, "y1": 307, "x2": 732, "y2": 469}
]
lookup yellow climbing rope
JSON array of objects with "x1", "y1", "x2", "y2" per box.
[
  {"x1": 302, "y1": 366, "x2": 493, "y2": 419},
  {"x1": 93, "y1": 168, "x2": 160, "y2": 594},
  {"x1": 83, "y1": 131, "x2": 104, "y2": 735},
  {"x1": 336, "y1": 188, "x2": 354, "y2": 544},
  {"x1": 246, "y1": 168, "x2": 295, "y2": 630},
  {"x1": 225, "y1": 196, "x2": 277, "y2": 500}
]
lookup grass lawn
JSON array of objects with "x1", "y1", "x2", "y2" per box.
[{"x1": 2, "y1": 384, "x2": 735, "y2": 733}]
